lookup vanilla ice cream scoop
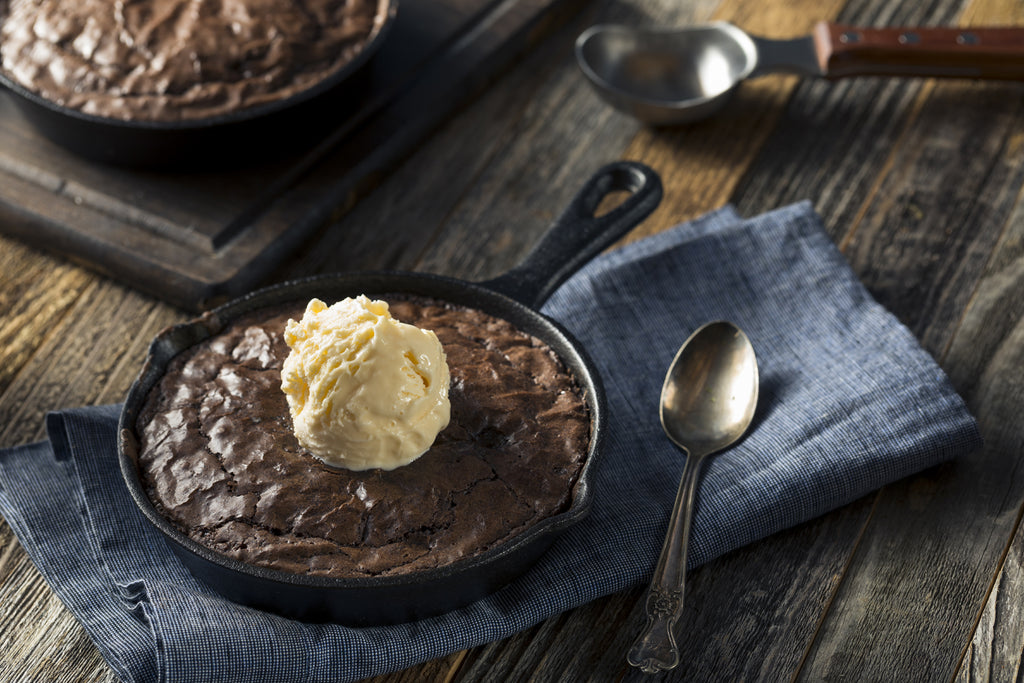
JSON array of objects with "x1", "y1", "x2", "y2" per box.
[{"x1": 280, "y1": 296, "x2": 451, "y2": 471}]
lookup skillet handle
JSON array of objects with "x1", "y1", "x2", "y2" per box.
[{"x1": 481, "y1": 161, "x2": 662, "y2": 309}]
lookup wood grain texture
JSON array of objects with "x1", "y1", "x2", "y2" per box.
[
  {"x1": 0, "y1": 0, "x2": 588, "y2": 310},
  {"x1": 448, "y1": 498, "x2": 874, "y2": 682},
  {"x1": 0, "y1": 277, "x2": 176, "y2": 683},
  {"x1": 0, "y1": 237, "x2": 92, "y2": 397},
  {"x1": 957, "y1": 501, "x2": 1024, "y2": 682},
  {"x1": 274, "y1": 0, "x2": 703, "y2": 286},
  {"x1": 1, "y1": 0, "x2": 1023, "y2": 677},
  {"x1": 616, "y1": 0, "x2": 848, "y2": 241},
  {"x1": 949, "y1": 141, "x2": 1024, "y2": 683},
  {"x1": 0, "y1": 282, "x2": 175, "y2": 446},
  {"x1": 788, "y1": 0, "x2": 1024, "y2": 676},
  {"x1": 702, "y1": 0, "x2": 1024, "y2": 680},
  {"x1": 0, "y1": 520, "x2": 114, "y2": 683}
]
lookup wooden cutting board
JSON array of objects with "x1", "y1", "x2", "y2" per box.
[{"x1": 0, "y1": 0, "x2": 584, "y2": 311}]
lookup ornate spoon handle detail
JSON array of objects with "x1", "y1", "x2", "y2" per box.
[
  {"x1": 627, "y1": 449, "x2": 706, "y2": 673},
  {"x1": 628, "y1": 321, "x2": 758, "y2": 673}
]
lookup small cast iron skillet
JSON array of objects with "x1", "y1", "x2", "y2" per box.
[
  {"x1": 0, "y1": 0, "x2": 396, "y2": 167},
  {"x1": 117, "y1": 161, "x2": 663, "y2": 625}
]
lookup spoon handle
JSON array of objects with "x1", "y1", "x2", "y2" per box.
[
  {"x1": 627, "y1": 450, "x2": 705, "y2": 674},
  {"x1": 815, "y1": 22, "x2": 1024, "y2": 80}
]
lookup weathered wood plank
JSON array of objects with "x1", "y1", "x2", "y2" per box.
[
  {"x1": 941, "y1": 192, "x2": 1024, "y2": 401},
  {"x1": 0, "y1": 265, "x2": 182, "y2": 682},
  {"x1": 423, "y1": 0, "x2": 915, "y2": 680},
  {"x1": 450, "y1": 498, "x2": 873, "y2": 682},
  {"x1": 956, "y1": 499, "x2": 1024, "y2": 683},
  {"x1": 0, "y1": 520, "x2": 114, "y2": 683},
  {"x1": 0, "y1": 280, "x2": 179, "y2": 446},
  {"x1": 840, "y1": 82, "x2": 1024, "y2": 356},
  {"x1": 731, "y1": 0, "x2": 966, "y2": 244},
  {"x1": 618, "y1": 0, "x2": 847, "y2": 240},
  {"x1": 792, "y1": 0, "x2": 1024, "y2": 676},
  {"x1": 2, "y1": 0, "x2": 1021, "y2": 679},
  {"x1": 405, "y1": 0, "x2": 728, "y2": 281},
  {"x1": 497, "y1": 0, "x2": 1015, "y2": 679},
  {"x1": 949, "y1": 163, "x2": 1024, "y2": 683},
  {"x1": 0, "y1": 0, "x2": 594, "y2": 310},
  {"x1": 0, "y1": 237, "x2": 93, "y2": 397},
  {"x1": 272, "y1": 25, "x2": 561, "y2": 281},
  {"x1": 423, "y1": 0, "x2": 898, "y2": 678},
  {"x1": 364, "y1": 651, "x2": 468, "y2": 682},
  {"x1": 410, "y1": 0, "x2": 996, "y2": 679},
  {"x1": 733, "y1": 0, "x2": 1024, "y2": 671},
  {"x1": 274, "y1": 0, "x2": 702, "y2": 282}
]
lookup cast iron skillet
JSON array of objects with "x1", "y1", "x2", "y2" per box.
[
  {"x1": 0, "y1": 0, "x2": 396, "y2": 167},
  {"x1": 118, "y1": 161, "x2": 663, "y2": 625}
]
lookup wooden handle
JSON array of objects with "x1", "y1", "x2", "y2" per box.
[{"x1": 813, "y1": 21, "x2": 1024, "y2": 80}]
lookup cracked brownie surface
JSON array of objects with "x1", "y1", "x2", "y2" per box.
[
  {"x1": 0, "y1": 0, "x2": 383, "y2": 121},
  {"x1": 136, "y1": 297, "x2": 590, "y2": 577}
]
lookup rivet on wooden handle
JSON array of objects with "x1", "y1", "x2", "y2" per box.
[{"x1": 813, "y1": 22, "x2": 1024, "y2": 80}]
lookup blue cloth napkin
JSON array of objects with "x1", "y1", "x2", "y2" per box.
[{"x1": 0, "y1": 202, "x2": 981, "y2": 682}]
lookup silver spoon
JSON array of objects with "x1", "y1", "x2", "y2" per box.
[
  {"x1": 576, "y1": 21, "x2": 1024, "y2": 125},
  {"x1": 627, "y1": 321, "x2": 759, "y2": 674}
]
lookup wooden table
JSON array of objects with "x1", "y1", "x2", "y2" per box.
[{"x1": 2, "y1": 0, "x2": 1023, "y2": 678}]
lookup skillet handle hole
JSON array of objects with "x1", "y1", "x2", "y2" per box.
[{"x1": 594, "y1": 190, "x2": 632, "y2": 218}]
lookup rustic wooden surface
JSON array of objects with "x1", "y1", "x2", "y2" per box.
[
  {"x1": 1, "y1": 0, "x2": 1023, "y2": 678},
  {"x1": 0, "y1": 0, "x2": 586, "y2": 310}
]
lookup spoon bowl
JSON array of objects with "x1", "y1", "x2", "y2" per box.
[
  {"x1": 575, "y1": 23, "x2": 757, "y2": 125},
  {"x1": 628, "y1": 321, "x2": 758, "y2": 673},
  {"x1": 660, "y1": 320, "x2": 760, "y2": 453},
  {"x1": 577, "y1": 21, "x2": 1024, "y2": 125}
]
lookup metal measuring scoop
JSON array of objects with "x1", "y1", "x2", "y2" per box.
[
  {"x1": 627, "y1": 321, "x2": 759, "y2": 674},
  {"x1": 576, "y1": 21, "x2": 1024, "y2": 125}
]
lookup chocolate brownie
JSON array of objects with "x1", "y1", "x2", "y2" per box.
[
  {"x1": 135, "y1": 297, "x2": 591, "y2": 577},
  {"x1": 0, "y1": 0, "x2": 384, "y2": 121}
]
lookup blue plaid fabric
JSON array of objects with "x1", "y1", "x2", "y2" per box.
[{"x1": 0, "y1": 202, "x2": 981, "y2": 682}]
